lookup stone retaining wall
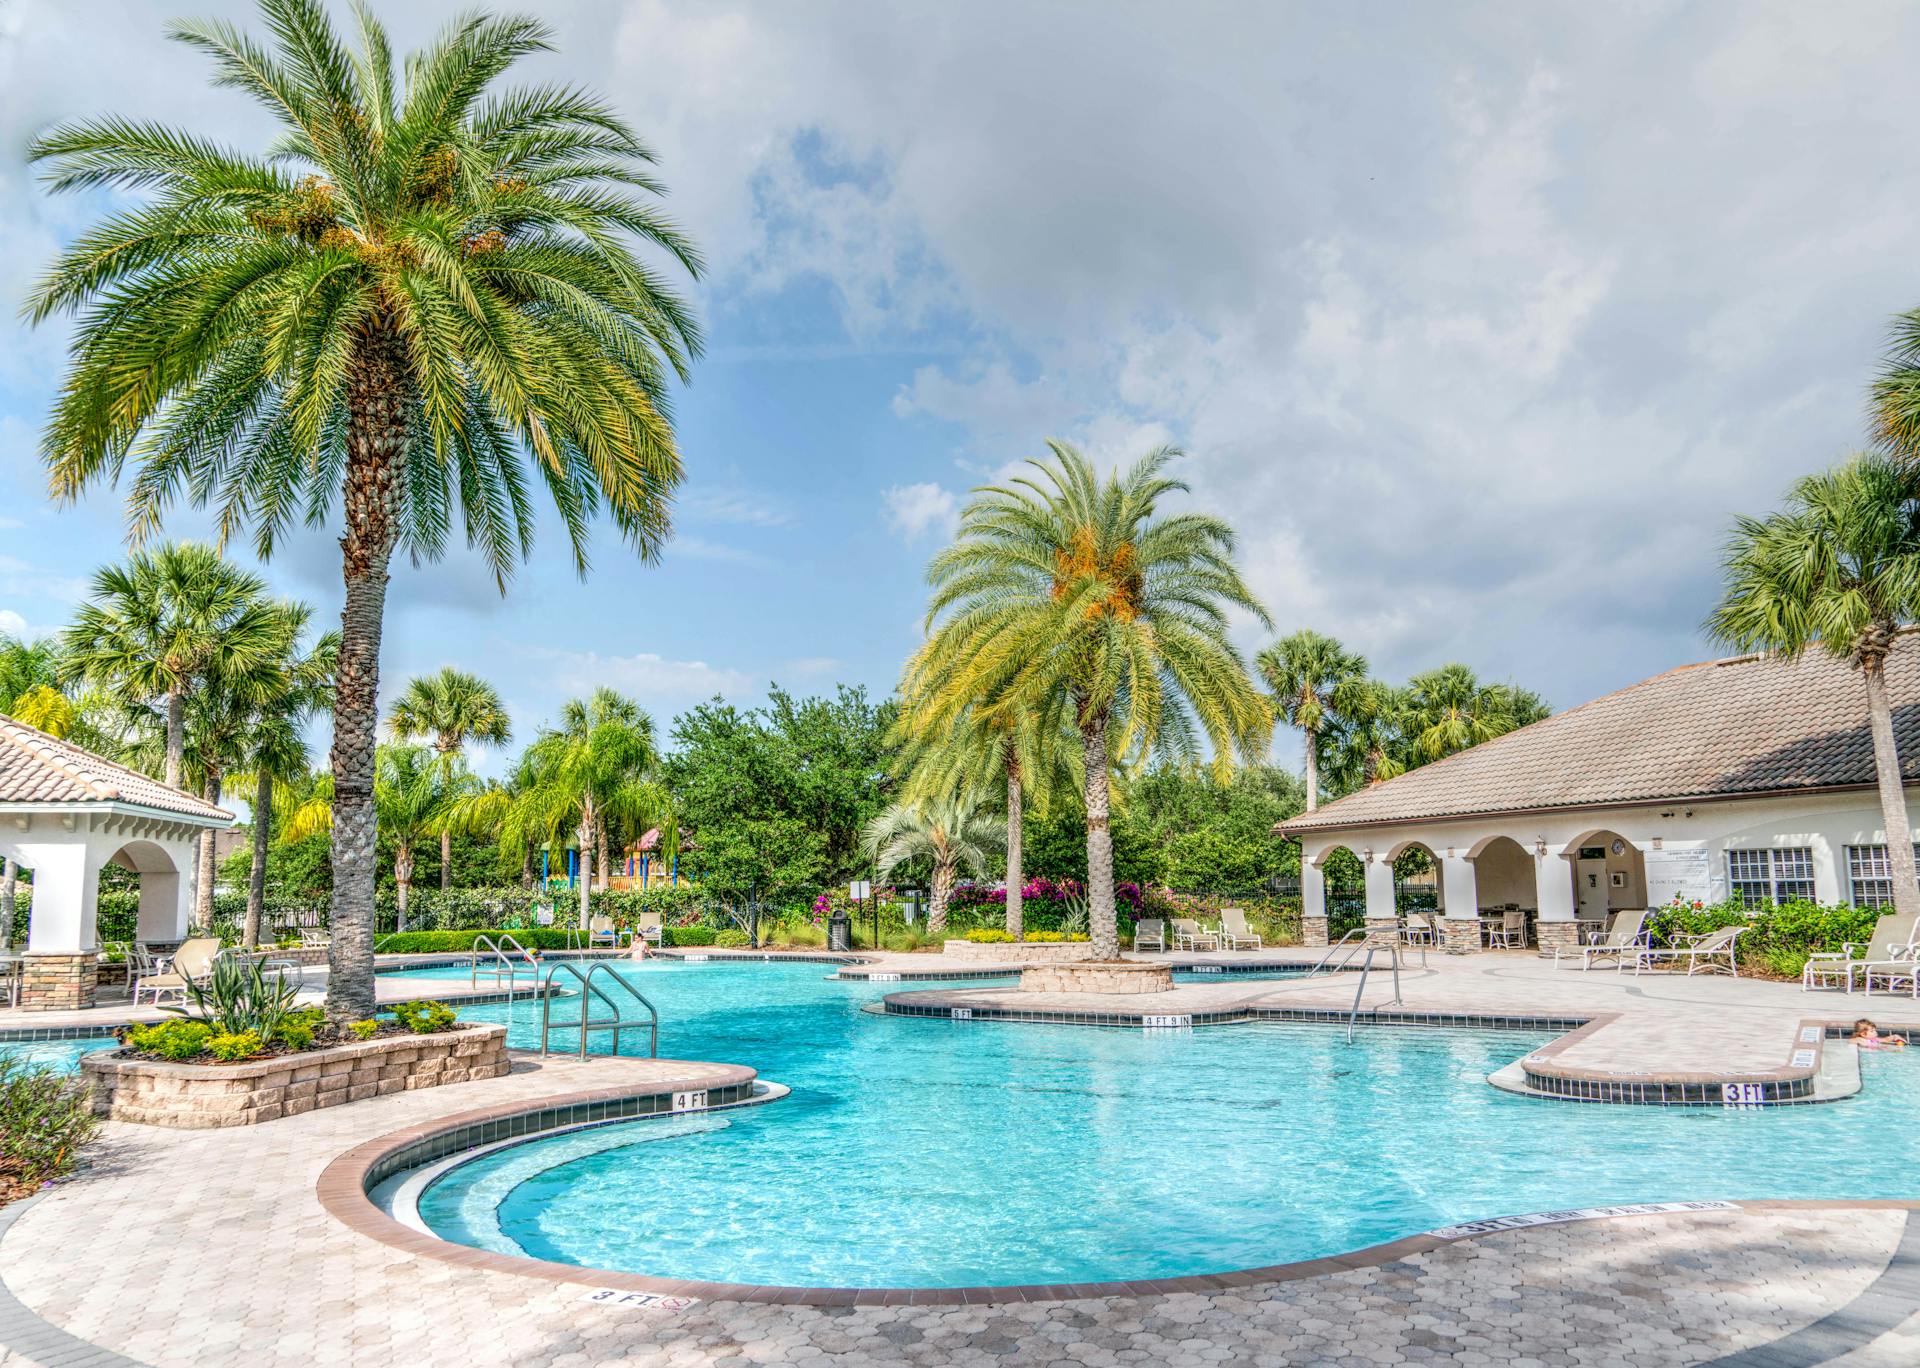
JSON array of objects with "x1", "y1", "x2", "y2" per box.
[
  {"x1": 942, "y1": 939, "x2": 1094, "y2": 963},
  {"x1": 1018, "y1": 962, "x2": 1173, "y2": 994},
  {"x1": 19, "y1": 954, "x2": 94, "y2": 1011},
  {"x1": 81, "y1": 1024, "x2": 510, "y2": 1129}
]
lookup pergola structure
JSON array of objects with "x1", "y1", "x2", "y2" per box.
[{"x1": 1, "y1": 714, "x2": 233, "y2": 1010}]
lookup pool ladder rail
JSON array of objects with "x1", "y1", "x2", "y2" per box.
[
  {"x1": 1304, "y1": 932, "x2": 1410, "y2": 1042},
  {"x1": 470, "y1": 932, "x2": 542, "y2": 1000},
  {"x1": 1345, "y1": 945, "x2": 1404, "y2": 1044},
  {"x1": 539, "y1": 961, "x2": 659, "y2": 1060}
]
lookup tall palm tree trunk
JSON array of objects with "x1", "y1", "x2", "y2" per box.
[
  {"x1": 164, "y1": 690, "x2": 187, "y2": 789},
  {"x1": 1864, "y1": 647, "x2": 1920, "y2": 918},
  {"x1": 244, "y1": 770, "x2": 271, "y2": 948},
  {"x1": 1, "y1": 857, "x2": 15, "y2": 951},
  {"x1": 576, "y1": 819, "x2": 593, "y2": 929},
  {"x1": 193, "y1": 769, "x2": 222, "y2": 928},
  {"x1": 440, "y1": 829, "x2": 453, "y2": 892},
  {"x1": 1004, "y1": 758, "x2": 1024, "y2": 939},
  {"x1": 1081, "y1": 716, "x2": 1118, "y2": 959},
  {"x1": 1303, "y1": 718, "x2": 1320, "y2": 812},
  {"x1": 597, "y1": 822, "x2": 610, "y2": 891},
  {"x1": 928, "y1": 857, "x2": 953, "y2": 936},
  {"x1": 395, "y1": 842, "x2": 413, "y2": 934},
  {"x1": 326, "y1": 326, "x2": 408, "y2": 1020}
]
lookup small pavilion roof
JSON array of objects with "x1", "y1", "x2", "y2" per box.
[
  {"x1": 1276, "y1": 646, "x2": 1920, "y2": 837},
  {"x1": 0, "y1": 713, "x2": 234, "y2": 823}
]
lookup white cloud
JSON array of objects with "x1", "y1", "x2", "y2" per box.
[
  {"x1": 682, "y1": 489, "x2": 792, "y2": 527},
  {"x1": 0, "y1": 609, "x2": 26, "y2": 637},
  {"x1": 881, "y1": 482, "x2": 959, "y2": 541},
  {"x1": 781, "y1": 655, "x2": 842, "y2": 679},
  {"x1": 518, "y1": 645, "x2": 754, "y2": 706}
]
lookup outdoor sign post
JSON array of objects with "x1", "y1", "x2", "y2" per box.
[{"x1": 848, "y1": 879, "x2": 872, "y2": 953}]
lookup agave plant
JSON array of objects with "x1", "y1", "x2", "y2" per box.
[{"x1": 165, "y1": 953, "x2": 299, "y2": 1041}]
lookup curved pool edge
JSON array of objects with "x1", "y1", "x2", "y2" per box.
[{"x1": 316, "y1": 1075, "x2": 1918, "y2": 1307}]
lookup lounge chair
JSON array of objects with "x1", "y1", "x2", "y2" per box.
[
  {"x1": 130, "y1": 937, "x2": 221, "y2": 1006},
  {"x1": 1862, "y1": 954, "x2": 1920, "y2": 998},
  {"x1": 1401, "y1": 911, "x2": 1437, "y2": 947},
  {"x1": 1803, "y1": 909, "x2": 1920, "y2": 993},
  {"x1": 632, "y1": 911, "x2": 664, "y2": 949},
  {"x1": 1220, "y1": 908, "x2": 1262, "y2": 950},
  {"x1": 1555, "y1": 908, "x2": 1650, "y2": 971},
  {"x1": 588, "y1": 913, "x2": 619, "y2": 948},
  {"x1": 1171, "y1": 918, "x2": 1219, "y2": 952},
  {"x1": 1633, "y1": 924, "x2": 1748, "y2": 977},
  {"x1": 1485, "y1": 907, "x2": 1525, "y2": 950},
  {"x1": 300, "y1": 927, "x2": 331, "y2": 950},
  {"x1": 1132, "y1": 918, "x2": 1166, "y2": 952}
]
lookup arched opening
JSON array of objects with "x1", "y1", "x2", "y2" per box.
[
  {"x1": 107, "y1": 839, "x2": 187, "y2": 947},
  {"x1": 1559, "y1": 829, "x2": 1647, "y2": 937},
  {"x1": 1468, "y1": 835, "x2": 1535, "y2": 949},
  {"x1": 1307, "y1": 844, "x2": 1367, "y2": 940}
]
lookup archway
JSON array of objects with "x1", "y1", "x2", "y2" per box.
[
  {"x1": 1558, "y1": 829, "x2": 1647, "y2": 940},
  {"x1": 108, "y1": 839, "x2": 188, "y2": 945},
  {"x1": 1467, "y1": 836, "x2": 1535, "y2": 949}
]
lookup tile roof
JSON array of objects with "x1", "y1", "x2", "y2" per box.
[
  {"x1": 0, "y1": 713, "x2": 234, "y2": 823},
  {"x1": 1276, "y1": 646, "x2": 1920, "y2": 836}
]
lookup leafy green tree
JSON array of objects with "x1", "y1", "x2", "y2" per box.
[
  {"x1": 61, "y1": 544, "x2": 280, "y2": 788},
  {"x1": 1022, "y1": 802, "x2": 1162, "y2": 888},
  {"x1": 1400, "y1": 664, "x2": 1549, "y2": 765},
  {"x1": 1127, "y1": 762, "x2": 1304, "y2": 890},
  {"x1": 1708, "y1": 455, "x2": 1920, "y2": 918},
  {"x1": 389, "y1": 667, "x2": 512, "y2": 890},
  {"x1": 915, "y1": 442, "x2": 1273, "y2": 957},
  {"x1": 863, "y1": 796, "x2": 1005, "y2": 935},
  {"x1": 28, "y1": 2, "x2": 703, "y2": 1018},
  {"x1": 1256, "y1": 629, "x2": 1368, "y2": 813}
]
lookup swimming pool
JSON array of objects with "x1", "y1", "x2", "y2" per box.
[
  {"x1": 388, "y1": 960, "x2": 1920, "y2": 1289},
  {"x1": 0, "y1": 1036, "x2": 117, "y2": 1073}
]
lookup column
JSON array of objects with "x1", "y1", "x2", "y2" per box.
[
  {"x1": 21, "y1": 842, "x2": 100, "y2": 1011},
  {"x1": 135, "y1": 866, "x2": 189, "y2": 943},
  {"x1": 1363, "y1": 852, "x2": 1399, "y2": 946},
  {"x1": 1534, "y1": 846, "x2": 1579, "y2": 953},
  {"x1": 1299, "y1": 857, "x2": 1328, "y2": 947},
  {"x1": 1440, "y1": 850, "x2": 1482, "y2": 953}
]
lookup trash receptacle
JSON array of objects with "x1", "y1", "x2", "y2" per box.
[{"x1": 827, "y1": 913, "x2": 852, "y2": 952}]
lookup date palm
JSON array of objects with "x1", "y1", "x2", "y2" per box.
[
  {"x1": 1709, "y1": 455, "x2": 1920, "y2": 918},
  {"x1": 1256, "y1": 629, "x2": 1368, "y2": 813},
  {"x1": 389, "y1": 667, "x2": 512, "y2": 890},
  {"x1": 915, "y1": 442, "x2": 1273, "y2": 958},
  {"x1": 862, "y1": 796, "x2": 1005, "y2": 936},
  {"x1": 61, "y1": 544, "x2": 280, "y2": 789},
  {"x1": 29, "y1": 2, "x2": 702, "y2": 1017}
]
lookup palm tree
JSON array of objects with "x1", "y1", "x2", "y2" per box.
[
  {"x1": 29, "y1": 4, "x2": 702, "y2": 1018},
  {"x1": 504, "y1": 688, "x2": 668, "y2": 928},
  {"x1": 915, "y1": 442, "x2": 1273, "y2": 958},
  {"x1": 61, "y1": 544, "x2": 280, "y2": 788},
  {"x1": 1324, "y1": 679, "x2": 1413, "y2": 793},
  {"x1": 1871, "y1": 308, "x2": 1920, "y2": 464},
  {"x1": 862, "y1": 796, "x2": 1006, "y2": 936},
  {"x1": 1256, "y1": 630, "x2": 1368, "y2": 813},
  {"x1": 0, "y1": 635, "x2": 75, "y2": 738},
  {"x1": 389, "y1": 668, "x2": 512, "y2": 890},
  {"x1": 1709, "y1": 455, "x2": 1920, "y2": 918},
  {"x1": 1400, "y1": 664, "x2": 1548, "y2": 765}
]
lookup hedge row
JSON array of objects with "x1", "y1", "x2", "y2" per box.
[
  {"x1": 374, "y1": 925, "x2": 720, "y2": 954},
  {"x1": 1644, "y1": 899, "x2": 1881, "y2": 977}
]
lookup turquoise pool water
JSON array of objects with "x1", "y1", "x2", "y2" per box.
[
  {"x1": 0, "y1": 1037, "x2": 116, "y2": 1072},
  {"x1": 394, "y1": 960, "x2": 1920, "y2": 1288}
]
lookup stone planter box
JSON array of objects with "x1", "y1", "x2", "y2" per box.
[
  {"x1": 1019, "y1": 961, "x2": 1173, "y2": 994},
  {"x1": 81, "y1": 1024, "x2": 510, "y2": 1129},
  {"x1": 941, "y1": 939, "x2": 1094, "y2": 963}
]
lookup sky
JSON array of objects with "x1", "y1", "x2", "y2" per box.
[{"x1": 4, "y1": 0, "x2": 1920, "y2": 779}]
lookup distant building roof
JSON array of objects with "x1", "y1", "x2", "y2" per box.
[
  {"x1": 1276, "y1": 646, "x2": 1920, "y2": 837},
  {"x1": 0, "y1": 713, "x2": 234, "y2": 823}
]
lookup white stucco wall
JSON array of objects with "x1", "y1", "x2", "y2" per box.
[{"x1": 1, "y1": 809, "x2": 208, "y2": 953}]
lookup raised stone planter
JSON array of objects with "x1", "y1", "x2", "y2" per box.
[
  {"x1": 1018, "y1": 961, "x2": 1173, "y2": 994},
  {"x1": 81, "y1": 1023, "x2": 510, "y2": 1129},
  {"x1": 942, "y1": 938, "x2": 1094, "y2": 963}
]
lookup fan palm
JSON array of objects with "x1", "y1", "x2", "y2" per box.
[
  {"x1": 1708, "y1": 455, "x2": 1920, "y2": 918},
  {"x1": 503, "y1": 688, "x2": 669, "y2": 928},
  {"x1": 1324, "y1": 679, "x2": 1413, "y2": 793},
  {"x1": 914, "y1": 442, "x2": 1273, "y2": 958},
  {"x1": 389, "y1": 667, "x2": 512, "y2": 889},
  {"x1": 61, "y1": 544, "x2": 281, "y2": 788},
  {"x1": 28, "y1": 2, "x2": 702, "y2": 1016},
  {"x1": 862, "y1": 796, "x2": 1006, "y2": 936},
  {"x1": 1872, "y1": 308, "x2": 1920, "y2": 464},
  {"x1": 1400, "y1": 664, "x2": 1548, "y2": 765},
  {"x1": 1255, "y1": 629, "x2": 1368, "y2": 812}
]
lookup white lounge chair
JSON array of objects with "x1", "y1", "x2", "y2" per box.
[
  {"x1": 588, "y1": 913, "x2": 620, "y2": 948},
  {"x1": 1555, "y1": 908, "x2": 1649, "y2": 971},
  {"x1": 1633, "y1": 924, "x2": 1748, "y2": 977},
  {"x1": 1219, "y1": 908, "x2": 1262, "y2": 950},
  {"x1": 1803, "y1": 909, "x2": 1920, "y2": 993},
  {"x1": 1401, "y1": 911, "x2": 1438, "y2": 947},
  {"x1": 130, "y1": 937, "x2": 221, "y2": 1006},
  {"x1": 1171, "y1": 918, "x2": 1219, "y2": 952},
  {"x1": 1132, "y1": 918, "x2": 1167, "y2": 952}
]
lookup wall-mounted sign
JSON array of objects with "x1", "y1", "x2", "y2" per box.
[{"x1": 1645, "y1": 846, "x2": 1713, "y2": 906}]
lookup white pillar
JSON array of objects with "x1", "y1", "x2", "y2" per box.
[
  {"x1": 1440, "y1": 850, "x2": 1481, "y2": 951},
  {"x1": 1299, "y1": 857, "x2": 1328, "y2": 946},
  {"x1": 1362, "y1": 852, "x2": 1398, "y2": 944},
  {"x1": 24, "y1": 843, "x2": 100, "y2": 954},
  {"x1": 1535, "y1": 849, "x2": 1576, "y2": 921}
]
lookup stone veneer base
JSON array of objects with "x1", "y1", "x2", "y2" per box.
[
  {"x1": 82, "y1": 1023, "x2": 510, "y2": 1128},
  {"x1": 942, "y1": 939, "x2": 1094, "y2": 963},
  {"x1": 1018, "y1": 961, "x2": 1174, "y2": 994},
  {"x1": 18, "y1": 954, "x2": 95, "y2": 1012},
  {"x1": 1300, "y1": 915, "x2": 1330, "y2": 948}
]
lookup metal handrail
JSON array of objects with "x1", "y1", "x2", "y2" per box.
[
  {"x1": 1309, "y1": 929, "x2": 1369, "y2": 976},
  {"x1": 539, "y1": 961, "x2": 658, "y2": 1059},
  {"x1": 1346, "y1": 944, "x2": 1404, "y2": 1043},
  {"x1": 470, "y1": 932, "x2": 540, "y2": 999}
]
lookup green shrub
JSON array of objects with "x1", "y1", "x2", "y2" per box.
[
  {"x1": 169, "y1": 953, "x2": 299, "y2": 1041},
  {"x1": 127, "y1": 1019, "x2": 214, "y2": 1061},
  {"x1": 374, "y1": 928, "x2": 589, "y2": 954},
  {"x1": 882, "y1": 927, "x2": 942, "y2": 952},
  {"x1": 964, "y1": 929, "x2": 1014, "y2": 943},
  {"x1": 390, "y1": 1000, "x2": 459, "y2": 1034},
  {"x1": 714, "y1": 929, "x2": 751, "y2": 948},
  {"x1": 207, "y1": 1031, "x2": 263, "y2": 1062},
  {"x1": 1645, "y1": 898, "x2": 1880, "y2": 976},
  {"x1": 770, "y1": 922, "x2": 827, "y2": 948},
  {"x1": 663, "y1": 926, "x2": 715, "y2": 947},
  {"x1": 348, "y1": 1020, "x2": 380, "y2": 1041},
  {"x1": 0, "y1": 1056, "x2": 100, "y2": 1196}
]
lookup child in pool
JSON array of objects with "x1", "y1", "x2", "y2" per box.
[{"x1": 1853, "y1": 1019, "x2": 1907, "y2": 1050}]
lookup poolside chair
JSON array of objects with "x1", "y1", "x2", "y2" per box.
[
  {"x1": 130, "y1": 937, "x2": 221, "y2": 1007},
  {"x1": 1171, "y1": 918, "x2": 1219, "y2": 952},
  {"x1": 1633, "y1": 924, "x2": 1748, "y2": 977},
  {"x1": 1401, "y1": 911, "x2": 1437, "y2": 947},
  {"x1": 1555, "y1": 908, "x2": 1649, "y2": 971},
  {"x1": 1803, "y1": 909, "x2": 1920, "y2": 993},
  {"x1": 1132, "y1": 918, "x2": 1167, "y2": 952},
  {"x1": 1485, "y1": 907, "x2": 1525, "y2": 950},
  {"x1": 1219, "y1": 908, "x2": 1263, "y2": 950},
  {"x1": 588, "y1": 913, "x2": 619, "y2": 948},
  {"x1": 632, "y1": 911, "x2": 664, "y2": 949},
  {"x1": 300, "y1": 927, "x2": 331, "y2": 951}
]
